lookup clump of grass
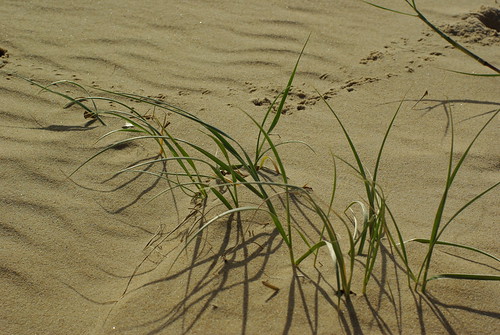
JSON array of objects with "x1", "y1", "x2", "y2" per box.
[
  {"x1": 324, "y1": 92, "x2": 499, "y2": 293},
  {"x1": 20, "y1": 39, "x2": 373, "y2": 299},
  {"x1": 318, "y1": 93, "x2": 416, "y2": 294},
  {"x1": 19, "y1": 23, "x2": 498, "y2": 300},
  {"x1": 414, "y1": 108, "x2": 499, "y2": 292}
]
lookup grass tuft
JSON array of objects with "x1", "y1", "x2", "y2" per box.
[{"x1": 17, "y1": 13, "x2": 499, "y2": 300}]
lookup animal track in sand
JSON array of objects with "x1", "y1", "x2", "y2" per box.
[
  {"x1": 341, "y1": 77, "x2": 380, "y2": 92},
  {"x1": 359, "y1": 50, "x2": 384, "y2": 64},
  {"x1": 250, "y1": 85, "x2": 325, "y2": 114},
  {"x1": 247, "y1": 75, "x2": 388, "y2": 113}
]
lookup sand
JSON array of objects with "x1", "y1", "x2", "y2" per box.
[{"x1": 1, "y1": 0, "x2": 499, "y2": 334}]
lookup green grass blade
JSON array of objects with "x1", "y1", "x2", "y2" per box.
[
  {"x1": 255, "y1": 35, "x2": 309, "y2": 164},
  {"x1": 444, "y1": 69, "x2": 500, "y2": 77},
  {"x1": 407, "y1": 239, "x2": 499, "y2": 262},
  {"x1": 209, "y1": 187, "x2": 234, "y2": 210},
  {"x1": 418, "y1": 106, "x2": 456, "y2": 289},
  {"x1": 295, "y1": 241, "x2": 327, "y2": 266},
  {"x1": 437, "y1": 181, "x2": 499, "y2": 240},
  {"x1": 427, "y1": 274, "x2": 500, "y2": 282},
  {"x1": 17, "y1": 76, "x2": 106, "y2": 125},
  {"x1": 372, "y1": 94, "x2": 406, "y2": 185},
  {"x1": 449, "y1": 110, "x2": 498, "y2": 183},
  {"x1": 363, "y1": 1, "x2": 416, "y2": 16},
  {"x1": 266, "y1": 34, "x2": 309, "y2": 135}
]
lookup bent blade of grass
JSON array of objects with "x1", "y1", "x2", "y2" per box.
[
  {"x1": 258, "y1": 140, "x2": 316, "y2": 161},
  {"x1": 324, "y1": 240, "x2": 338, "y2": 269},
  {"x1": 345, "y1": 201, "x2": 369, "y2": 241},
  {"x1": 19, "y1": 76, "x2": 106, "y2": 125},
  {"x1": 44, "y1": 79, "x2": 100, "y2": 116}
]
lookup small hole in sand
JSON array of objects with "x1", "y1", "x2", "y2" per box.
[{"x1": 474, "y1": 7, "x2": 500, "y2": 32}]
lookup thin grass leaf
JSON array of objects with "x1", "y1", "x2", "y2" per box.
[
  {"x1": 255, "y1": 35, "x2": 309, "y2": 164},
  {"x1": 437, "y1": 181, "x2": 499, "y2": 240},
  {"x1": 174, "y1": 137, "x2": 262, "y2": 198},
  {"x1": 427, "y1": 274, "x2": 500, "y2": 281},
  {"x1": 407, "y1": 239, "x2": 499, "y2": 262},
  {"x1": 209, "y1": 187, "x2": 234, "y2": 210},
  {"x1": 265, "y1": 34, "x2": 309, "y2": 135},
  {"x1": 19, "y1": 76, "x2": 106, "y2": 125},
  {"x1": 443, "y1": 69, "x2": 500, "y2": 77},
  {"x1": 258, "y1": 140, "x2": 316, "y2": 162},
  {"x1": 323, "y1": 154, "x2": 337, "y2": 217},
  {"x1": 363, "y1": 1, "x2": 416, "y2": 16},
  {"x1": 372, "y1": 94, "x2": 406, "y2": 185},
  {"x1": 295, "y1": 241, "x2": 327, "y2": 266}
]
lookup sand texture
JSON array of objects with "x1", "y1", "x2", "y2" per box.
[{"x1": 1, "y1": 0, "x2": 499, "y2": 334}]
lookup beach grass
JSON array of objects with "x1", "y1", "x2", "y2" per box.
[
  {"x1": 18, "y1": 4, "x2": 500, "y2": 299},
  {"x1": 23, "y1": 64, "x2": 498, "y2": 298}
]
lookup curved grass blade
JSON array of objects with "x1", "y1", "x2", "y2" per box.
[{"x1": 406, "y1": 239, "x2": 499, "y2": 262}]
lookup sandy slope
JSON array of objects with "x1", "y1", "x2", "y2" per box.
[{"x1": 1, "y1": 0, "x2": 499, "y2": 334}]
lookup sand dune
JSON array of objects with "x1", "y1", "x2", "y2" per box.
[{"x1": 1, "y1": 1, "x2": 499, "y2": 334}]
